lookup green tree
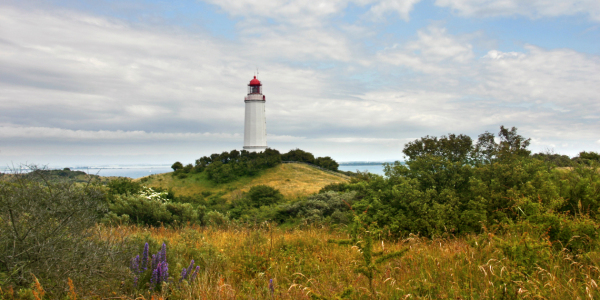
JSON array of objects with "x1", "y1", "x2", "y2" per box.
[
  {"x1": 282, "y1": 148, "x2": 315, "y2": 163},
  {"x1": 315, "y1": 156, "x2": 339, "y2": 171},
  {"x1": 403, "y1": 134, "x2": 473, "y2": 163},
  {"x1": 497, "y1": 125, "x2": 531, "y2": 159},
  {"x1": 171, "y1": 161, "x2": 184, "y2": 171},
  {"x1": 183, "y1": 163, "x2": 193, "y2": 173}
]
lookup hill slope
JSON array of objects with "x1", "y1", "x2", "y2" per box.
[{"x1": 137, "y1": 162, "x2": 349, "y2": 199}]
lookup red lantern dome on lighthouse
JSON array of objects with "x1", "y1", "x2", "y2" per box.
[{"x1": 248, "y1": 76, "x2": 262, "y2": 94}]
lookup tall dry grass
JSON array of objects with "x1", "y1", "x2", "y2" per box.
[{"x1": 86, "y1": 225, "x2": 600, "y2": 299}]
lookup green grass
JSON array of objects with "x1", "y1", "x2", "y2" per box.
[{"x1": 138, "y1": 163, "x2": 348, "y2": 200}]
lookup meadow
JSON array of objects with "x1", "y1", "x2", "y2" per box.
[
  {"x1": 4, "y1": 223, "x2": 599, "y2": 299},
  {"x1": 2, "y1": 128, "x2": 600, "y2": 299}
]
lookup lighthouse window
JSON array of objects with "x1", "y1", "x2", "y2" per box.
[{"x1": 251, "y1": 86, "x2": 260, "y2": 94}]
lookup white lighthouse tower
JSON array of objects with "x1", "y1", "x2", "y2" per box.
[{"x1": 243, "y1": 76, "x2": 267, "y2": 152}]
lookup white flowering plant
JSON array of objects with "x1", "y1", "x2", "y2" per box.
[{"x1": 139, "y1": 186, "x2": 170, "y2": 203}]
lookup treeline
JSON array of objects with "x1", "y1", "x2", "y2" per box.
[
  {"x1": 533, "y1": 151, "x2": 600, "y2": 167},
  {"x1": 319, "y1": 126, "x2": 600, "y2": 252},
  {"x1": 171, "y1": 148, "x2": 340, "y2": 183}
]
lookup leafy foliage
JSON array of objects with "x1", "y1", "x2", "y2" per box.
[
  {"x1": 171, "y1": 162, "x2": 184, "y2": 171},
  {"x1": 0, "y1": 167, "x2": 131, "y2": 296},
  {"x1": 199, "y1": 149, "x2": 282, "y2": 183},
  {"x1": 247, "y1": 185, "x2": 284, "y2": 208},
  {"x1": 105, "y1": 186, "x2": 204, "y2": 226},
  {"x1": 107, "y1": 177, "x2": 142, "y2": 196},
  {"x1": 329, "y1": 126, "x2": 600, "y2": 246},
  {"x1": 172, "y1": 148, "x2": 343, "y2": 184}
]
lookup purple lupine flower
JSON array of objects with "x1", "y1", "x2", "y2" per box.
[
  {"x1": 160, "y1": 262, "x2": 169, "y2": 284},
  {"x1": 190, "y1": 266, "x2": 200, "y2": 282},
  {"x1": 141, "y1": 243, "x2": 149, "y2": 271},
  {"x1": 185, "y1": 259, "x2": 195, "y2": 280},
  {"x1": 150, "y1": 267, "x2": 159, "y2": 290},
  {"x1": 269, "y1": 278, "x2": 274, "y2": 295},
  {"x1": 151, "y1": 254, "x2": 158, "y2": 270},
  {"x1": 180, "y1": 268, "x2": 187, "y2": 283},
  {"x1": 130, "y1": 255, "x2": 140, "y2": 274},
  {"x1": 133, "y1": 276, "x2": 139, "y2": 288},
  {"x1": 160, "y1": 243, "x2": 167, "y2": 264}
]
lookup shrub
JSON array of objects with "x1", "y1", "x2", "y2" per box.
[
  {"x1": 107, "y1": 177, "x2": 141, "y2": 196},
  {"x1": 319, "y1": 182, "x2": 350, "y2": 193},
  {"x1": 0, "y1": 167, "x2": 130, "y2": 296},
  {"x1": 183, "y1": 164, "x2": 193, "y2": 173},
  {"x1": 277, "y1": 191, "x2": 356, "y2": 224},
  {"x1": 106, "y1": 186, "x2": 203, "y2": 226},
  {"x1": 281, "y1": 148, "x2": 315, "y2": 163},
  {"x1": 205, "y1": 211, "x2": 229, "y2": 227},
  {"x1": 247, "y1": 185, "x2": 283, "y2": 208}
]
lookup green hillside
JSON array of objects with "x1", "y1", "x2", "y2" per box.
[{"x1": 137, "y1": 162, "x2": 349, "y2": 199}]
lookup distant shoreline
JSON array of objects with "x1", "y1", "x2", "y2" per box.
[{"x1": 338, "y1": 161, "x2": 402, "y2": 166}]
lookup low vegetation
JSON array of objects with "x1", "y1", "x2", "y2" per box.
[{"x1": 2, "y1": 126, "x2": 600, "y2": 299}]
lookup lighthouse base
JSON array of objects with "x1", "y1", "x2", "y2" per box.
[{"x1": 243, "y1": 146, "x2": 267, "y2": 153}]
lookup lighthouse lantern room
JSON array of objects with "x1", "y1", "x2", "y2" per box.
[{"x1": 243, "y1": 76, "x2": 267, "y2": 152}]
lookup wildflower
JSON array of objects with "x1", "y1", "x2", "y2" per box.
[
  {"x1": 186, "y1": 259, "x2": 195, "y2": 279},
  {"x1": 190, "y1": 266, "x2": 200, "y2": 282},
  {"x1": 160, "y1": 243, "x2": 167, "y2": 264},
  {"x1": 160, "y1": 261, "x2": 169, "y2": 284},
  {"x1": 141, "y1": 243, "x2": 149, "y2": 271},
  {"x1": 269, "y1": 278, "x2": 274, "y2": 295},
  {"x1": 180, "y1": 268, "x2": 187, "y2": 283},
  {"x1": 150, "y1": 266, "x2": 159, "y2": 290},
  {"x1": 180, "y1": 259, "x2": 195, "y2": 282},
  {"x1": 152, "y1": 254, "x2": 158, "y2": 270},
  {"x1": 130, "y1": 255, "x2": 140, "y2": 274}
]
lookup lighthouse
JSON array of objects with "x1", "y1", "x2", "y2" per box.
[{"x1": 243, "y1": 76, "x2": 267, "y2": 152}]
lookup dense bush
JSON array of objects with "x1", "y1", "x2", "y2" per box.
[
  {"x1": 277, "y1": 191, "x2": 357, "y2": 224},
  {"x1": 0, "y1": 167, "x2": 131, "y2": 295},
  {"x1": 334, "y1": 126, "x2": 600, "y2": 248},
  {"x1": 107, "y1": 177, "x2": 142, "y2": 196},
  {"x1": 200, "y1": 148, "x2": 282, "y2": 183},
  {"x1": 105, "y1": 186, "x2": 205, "y2": 226},
  {"x1": 247, "y1": 185, "x2": 284, "y2": 208},
  {"x1": 314, "y1": 156, "x2": 340, "y2": 171},
  {"x1": 281, "y1": 148, "x2": 315, "y2": 163}
]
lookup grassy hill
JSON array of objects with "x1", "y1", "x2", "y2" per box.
[{"x1": 137, "y1": 162, "x2": 349, "y2": 200}]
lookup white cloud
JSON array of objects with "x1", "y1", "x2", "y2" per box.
[
  {"x1": 365, "y1": 0, "x2": 422, "y2": 21},
  {"x1": 479, "y1": 45, "x2": 600, "y2": 110},
  {"x1": 0, "y1": 126, "x2": 240, "y2": 141},
  {"x1": 435, "y1": 0, "x2": 600, "y2": 21},
  {"x1": 377, "y1": 26, "x2": 475, "y2": 74},
  {"x1": 1, "y1": 3, "x2": 599, "y2": 164}
]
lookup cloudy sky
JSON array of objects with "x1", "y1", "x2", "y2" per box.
[{"x1": 1, "y1": 0, "x2": 599, "y2": 166}]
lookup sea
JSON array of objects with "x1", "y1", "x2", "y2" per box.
[
  {"x1": 338, "y1": 163, "x2": 387, "y2": 175},
  {"x1": 2, "y1": 163, "x2": 390, "y2": 179}
]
